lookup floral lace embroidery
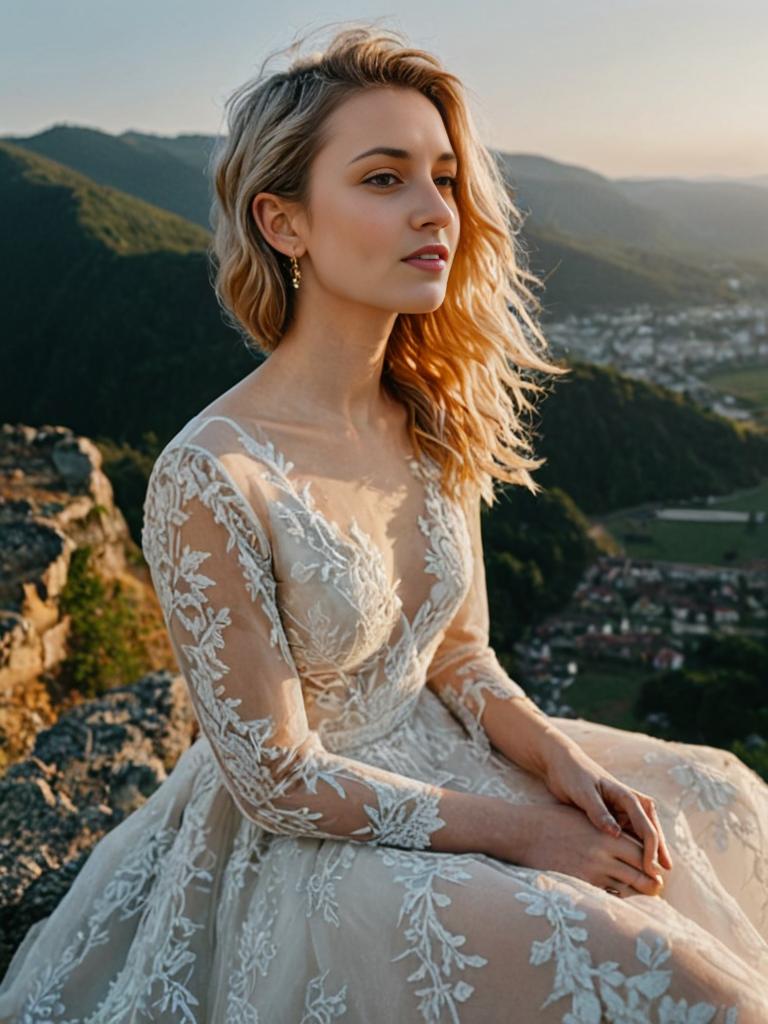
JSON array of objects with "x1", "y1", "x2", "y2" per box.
[
  {"x1": 302, "y1": 842, "x2": 360, "y2": 927},
  {"x1": 141, "y1": 440, "x2": 448, "y2": 849},
  {"x1": 377, "y1": 848, "x2": 490, "y2": 1022},
  {"x1": 15, "y1": 824, "x2": 179, "y2": 1024},
  {"x1": 432, "y1": 658, "x2": 533, "y2": 763},
  {"x1": 3, "y1": 406, "x2": 765, "y2": 1023},
  {"x1": 378, "y1": 849, "x2": 743, "y2": 1023},
  {"x1": 299, "y1": 970, "x2": 349, "y2": 1022},
  {"x1": 223, "y1": 836, "x2": 304, "y2": 1022},
  {"x1": 182, "y1": 416, "x2": 474, "y2": 752},
  {"x1": 495, "y1": 857, "x2": 745, "y2": 1023},
  {"x1": 643, "y1": 748, "x2": 764, "y2": 853},
  {"x1": 519, "y1": 892, "x2": 741, "y2": 1024}
]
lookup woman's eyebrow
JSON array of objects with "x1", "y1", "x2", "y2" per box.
[{"x1": 347, "y1": 146, "x2": 457, "y2": 165}]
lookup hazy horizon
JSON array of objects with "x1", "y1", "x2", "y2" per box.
[{"x1": 2, "y1": 0, "x2": 766, "y2": 180}]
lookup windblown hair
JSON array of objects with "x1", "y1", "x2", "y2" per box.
[{"x1": 207, "y1": 20, "x2": 569, "y2": 508}]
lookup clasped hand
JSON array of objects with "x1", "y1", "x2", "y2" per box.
[{"x1": 541, "y1": 736, "x2": 674, "y2": 883}]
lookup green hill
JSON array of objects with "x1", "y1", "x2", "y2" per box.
[
  {"x1": 615, "y1": 177, "x2": 768, "y2": 266},
  {"x1": 3, "y1": 124, "x2": 214, "y2": 228},
  {"x1": 522, "y1": 224, "x2": 734, "y2": 318},
  {"x1": 500, "y1": 151, "x2": 768, "y2": 279},
  {"x1": 0, "y1": 140, "x2": 255, "y2": 446},
  {"x1": 499, "y1": 152, "x2": 683, "y2": 253},
  {"x1": 535, "y1": 359, "x2": 768, "y2": 514}
]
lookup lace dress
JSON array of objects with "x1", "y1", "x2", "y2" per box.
[{"x1": 2, "y1": 410, "x2": 768, "y2": 1023}]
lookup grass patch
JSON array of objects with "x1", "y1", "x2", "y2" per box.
[
  {"x1": 559, "y1": 661, "x2": 653, "y2": 732},
  {"x1": 596, "y1": 478, "x2": 768, "y2": 566}
]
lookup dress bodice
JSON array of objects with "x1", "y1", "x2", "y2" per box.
[
  {"x1": 140, "y1": 408, "x2": 528, "y2": 851},
  {"x1": 145, "y1": 414, "x2": 474, "y2": 754}
]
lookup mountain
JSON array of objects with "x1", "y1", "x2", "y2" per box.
[
  {"x1": 498, "y1": 152, "x2": 768, "y2": 275},
  {"x1": 120, "y1": 129, "x2": 220, "y2": 173},
  {"x1": 2, "y1": 124, "x2": 217, "y2": 228},
  {"x1": 498, "y1": 153, "x2": 681, "y2": 253},
  {"x1": 613, "y1": 178, "x2": 768, "y2": 264},
  {"x1": 521, "y1": 223, "x2": 732, "y2": 318},
  {"x1": 0, "y1": 139, "x2": 255, "y2": 447},
  {"x1": 6, "y1": 124, "x2": 765, "y2": 312},
  {"x1": 683, "y1": 173, "x2": 768, "y2": 190}
]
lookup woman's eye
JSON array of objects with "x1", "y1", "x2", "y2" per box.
[
  {"x1": 363, "y1": 173, "x2": 400, "y2": 187},
  {"x1": 363, "y1": 173, "x2": 457, "y2": 189}
]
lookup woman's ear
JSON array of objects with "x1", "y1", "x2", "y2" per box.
[{"x1": 251, "y1": 192, "x2": 303, "y2": 259}]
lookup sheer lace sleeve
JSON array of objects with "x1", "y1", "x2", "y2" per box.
[
  {"x1": 141, "y1": 440, "x2": 447, "y2": 850},
  {"x1": 426, "y1": 489, "x2": 545, "y2": 748}
]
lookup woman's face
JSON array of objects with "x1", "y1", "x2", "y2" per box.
[{"x1": 287, "y1": 85, "x2": 460, "y2": 315}]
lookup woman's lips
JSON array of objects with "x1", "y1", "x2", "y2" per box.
[{"x1": 401, "y1": 256, "x2": 447, "y2": 272}]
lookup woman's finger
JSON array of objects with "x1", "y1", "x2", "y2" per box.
[
  {"x1": 639, "y1": 794, "x2": 674, "y2": 870},
  {"x1": 580, "y1": 785, "x2": 622, "y2": 837},
  {"x1": 611, "y1": 862, "x2": 664, "y2": 898},
  {"x1": 602, "y1": 781, "x2": 659, "y2": 876},
  {"x1": 614, "y1": 797, "x2": 667, "y2": 866}
]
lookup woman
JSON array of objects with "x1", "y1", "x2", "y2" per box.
[{"x1": 2, "y1": 23, "x2": 767, "y2": 1023}]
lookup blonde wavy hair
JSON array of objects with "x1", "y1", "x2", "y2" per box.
[{"x1": 208, "y1": 20, "x2": 569, "y2": 508}]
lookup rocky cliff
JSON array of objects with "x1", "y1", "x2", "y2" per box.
[
  {"x1": 0, "y1": 669, "x2": 197, "y2": 978},
  {"x1": 0, "y1": 422, "x2": 169, "y2": 767}
]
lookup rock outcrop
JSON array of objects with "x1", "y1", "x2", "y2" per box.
[
  {"x1": 0, "y1": 669, "x2": 197, "y2": 978},
  {"x1": 0, "y1": 423, "x2": 159, "y2": 766}
]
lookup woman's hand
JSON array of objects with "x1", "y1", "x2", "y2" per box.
[
  {"x1": 504, "y1": 803, "x2": 668, "y2": 898},
  {"x1": 540, "y1": 736, "x2": 674, "y2": 882}
]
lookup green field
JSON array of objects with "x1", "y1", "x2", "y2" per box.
[
  {"x1": 547, "y1": 662, "x2": 651, "y2": 733},
  {"x1": 703, "y1": 360, "x2": 768, "y2": 429},
  {"x1": 596, "y1": 478, "x2": 768, "y2": 566}
]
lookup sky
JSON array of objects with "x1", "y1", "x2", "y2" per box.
[{"x1": 2, "y1": 0, "x2": 766, "y2": 181}]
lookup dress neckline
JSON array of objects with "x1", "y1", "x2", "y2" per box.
[
  {"x1": 181, "y1": 413, "x2": 443, "y2": 630},
  {"x1": 187, "y1": 412, "x2": 430, "y2": 486}
]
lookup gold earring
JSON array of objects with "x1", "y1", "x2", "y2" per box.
[{"x1": 290, "y1": 253, "x2": 302, "y2": 290}]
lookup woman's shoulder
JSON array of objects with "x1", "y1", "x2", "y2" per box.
[
  {"x1": 154, "y1": 391, "x2": 291, "y2": 478},
  {"x1": 141, "y1": 416, "x2": 278, "y2": 568},
  {"x1": 144, "y1": 385, "x2": 302, "y2": 558}
]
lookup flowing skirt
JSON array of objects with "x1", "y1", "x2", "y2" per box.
[{"x1": 2, "y1": 686, "x2": 767, "y2": 1023}]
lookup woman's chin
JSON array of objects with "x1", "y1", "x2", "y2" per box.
[{"x1": 395, "y1": 293, "x2": 448, "y2": 315}]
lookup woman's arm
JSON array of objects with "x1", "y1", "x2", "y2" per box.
[
  {"x1": 426, "y1": 488, "x2": 573, "y2": 778},
  {"x1": 141, "y1": 438, "x2": 531, "y2": 858},
  {"x1": 425, "y1": 489, "x2": 672, "y2": 875}
]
